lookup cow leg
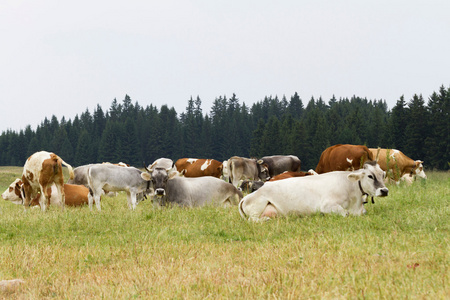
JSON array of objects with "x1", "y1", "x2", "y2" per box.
[
  {"x1": 88, "y1": 192, "x2": 94, "y2": 210},
  {"x1": 127, "y1": 192, "x2": 136, "y2": 209},
  {"x1": 21, "y1": 180, "x2": 33, "y2": 211},
  {"x1": 90, "y1": 189, "x2": 102, "y2": 211},
  {"x1": 56, "y1": 176, "x2": 65, "y2": 211},
  {"x1": 320, "y1": 202, "x2": 348, "y2": 217},
  {"x1": 38, "y1": 186, "x2": 48, "y2": 212},
  {"x1": 126, "y1": 192, "x2": 137, "y2": 210},
  {"x1": 241, "y1": 196, "x2": 273, "y2": 222},
  {"x1": 94, "y1": 194, "x2": 102, "y2": 211}
]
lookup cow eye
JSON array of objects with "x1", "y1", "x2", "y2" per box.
[{"x1": 368, "y1": 175, "x2": 374, "y2": 180}]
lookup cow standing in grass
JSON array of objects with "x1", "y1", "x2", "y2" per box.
[
  {"x1": 21, "y1": 151, "x2": 74, "y2": 211},
  {"x1": 87, "y1": 164, "x2": 151, "y2": 210}
]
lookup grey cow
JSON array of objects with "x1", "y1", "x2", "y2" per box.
[
  {"x1": 143, "y1": 168, "x2": 243, "y2": 207},
  {"x1": 87, "y1": 164, "x2": 151, "y2": 210},
  {"x1": 260, "y1": 155, "x2": 302, "y2": 178}
]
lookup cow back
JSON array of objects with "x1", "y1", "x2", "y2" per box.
[{"x1": 315, "y1": 144, "x2": 373, "y2": 174}]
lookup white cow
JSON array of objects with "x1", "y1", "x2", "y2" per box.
[
  {"x1": 87, "y1": 164, "x2": 151, "y2": 210},
  {"x1": 239, "y1": 161, "x2": 389, "y2": 222}
]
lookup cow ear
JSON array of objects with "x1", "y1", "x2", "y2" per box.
[
  {"x1": 141, "y1": 172, "x2": 151, "y2": 181},
  {"x1": 257, "y1": 159, "x2": 263, "y2": 164},
  {"x1": 347, "y1": 172, "x2": 363, "y2": 182},
  {"x1": 168, "y1": 170, "x2": 179, "y2": 179}
]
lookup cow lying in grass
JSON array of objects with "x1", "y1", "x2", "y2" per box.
[
  {"x1": 239, "y1": 161, "x2": 388, "y2": 222},
  {"x1": 2, "y1": 178, "x2": 91, "y2": 207}
]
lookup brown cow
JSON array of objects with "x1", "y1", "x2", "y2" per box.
[
  {"x1": 269, "y1": 171, "x2": 314, "y2": 181},
  {"x1": 21, "y1": 151, "x2": 74, "y2": 211},
  {"x1": 369, "y1": 148, "x2": 427, "y2": 183},
  {"x1": 175, "y1": 158, "x2": 223, "y2": 178},
  {"x1": 315, "y1": 144, "x2": 374, "y2": 174},
  {"x1": 2, "y1": 179, "x2": 90, "y2": 207}
]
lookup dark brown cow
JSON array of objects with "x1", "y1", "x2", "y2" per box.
[
  {"x1": 175, "y1": 158, "x2": 223, "y2": 178},
  {"x1": 315, "y1": 144, "x2": 374, "y2": 174},
  {"x1": 269, "y1": 171, "x2": 313, "y2": 181}
]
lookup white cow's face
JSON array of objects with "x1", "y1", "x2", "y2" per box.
[
  {"x1": 414, "y1": 161, "x2": 427, "y2": 179},
  {"x1": 2, "y1": 178, "x2": 23, "y2": 204},
  {"x1": 348, "y1": 162, "x2": 389, "y2": 198}
]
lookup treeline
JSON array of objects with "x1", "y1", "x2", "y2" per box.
[{"x1": 1, "y1": 86, "x2": 448, "y2": 170}]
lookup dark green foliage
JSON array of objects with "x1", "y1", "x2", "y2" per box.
[{"x1": 0, "y1": 86, "x2": 448, "y2": 170}]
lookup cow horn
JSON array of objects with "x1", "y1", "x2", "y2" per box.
[
  {"x1": 375, "y1": 147, "x2": 381, "y2": 162},
  {"x1": 143, "y1": 162, "x2": 150, "y2": 173}
]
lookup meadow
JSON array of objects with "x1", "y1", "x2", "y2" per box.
[{"x1": 0, "y1": 166, "x2": 448, "y2": 299}]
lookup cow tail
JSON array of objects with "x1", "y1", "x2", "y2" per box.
[
  {"x1": 59, "y1": 157, "x2": 74, "y2": 180},
  {"x1": 228, "y1": 159, "x2": 233, "y2": 184},
  {"x1": 238, "y1": 198, "x2": 248, "y2": 220}
]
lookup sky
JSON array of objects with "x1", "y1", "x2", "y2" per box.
[{"x1": 1, "y1": 0, "x2": 449, "y2": 132}]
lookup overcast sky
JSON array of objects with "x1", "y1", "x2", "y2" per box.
[{"x1": 1, "y1": 0, "x2": 449, "y2": 132}]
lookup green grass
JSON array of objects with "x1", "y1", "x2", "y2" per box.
[{"x1": 0, "y1": 167, "x2": 448, "y2": 299}]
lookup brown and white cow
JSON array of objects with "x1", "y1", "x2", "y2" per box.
[
  {"x1": 369, "y1": 148, "x2": 427, "y2": 183},
  {"x1": 21, "y1": 151, "x2": 74, "y2": 211},
  {"x1": 2, "y1": 179, "x2": 91, "y2": 207},
  {"x1": 175, "y1": 158, "x2": 223, "y2": 178},
  {"x1": 260, "y1": 155, "x2": 302, "y2": 178},
  {"x1": 269, "y1": 171, "x2": 314, "y2": 181},
  {"x1": 315, "y1": 144, "x2": 374, "y2": 174},
  {"x1": 227, "y1": 156, "x2": 270, "y2": 188}
]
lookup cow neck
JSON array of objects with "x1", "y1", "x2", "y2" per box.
[{"x1": 358, "y1": 180, "x2": 374, "y2": 205}]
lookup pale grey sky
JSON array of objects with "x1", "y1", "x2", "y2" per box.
[{"x1": 1, "y1": 0, "x2": 449, "y2": 132}]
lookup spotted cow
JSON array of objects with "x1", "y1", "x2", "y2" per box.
[{"x1": 21, "y1": 151, "x2": 74, "y2": 211}]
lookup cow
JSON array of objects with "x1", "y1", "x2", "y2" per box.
[
  {"x1": 21, "y1": 151, "x2": 74, "y2": 211},
  {"x1": 68, "y1": 162, "x2": 131, "y2": 187},
  {"x1": 175, "y1": 158, "x2": 223, "y2": 178},
  {"x1": 269, "y1": 171, "x2": 314, "y2": 181},
  {"x1": 369, "y1": 148, "x2": 427, "y2": 183},
  {"x1": 240, "y1": 180, "x2": 265, "y2": 194},
  {"x1": 2, "y1": 179, "x2": 91, "y2": 207},
  {"x1": 143, "y1": 167, "x2": 243, "y2": 207},
  {"x1": 227, "y1": 156, "x2": 270, "y2": 188},
  {"x1": 260, "y1": 155, "x2": 302, "y2": 178},
  {"x1": 67, "y1": 164, "x2": 95, "y2": 187},
  {"x1": 87, "y1": 164, "x2": 151, "y2": 210},
  {"x1": 239, "y1": 161, "x2": 389, "y2": 222},
  {"x1": 148, "y1": 158, "x2": 174, "y2": 171},
  {"x1": 315, "y1": 144, "x2": 374, "y2": 174},
  {"x1": 221, "y1": 160, "x2": 229, "y2": 182}
]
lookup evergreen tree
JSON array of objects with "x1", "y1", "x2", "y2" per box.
[
  {"x1": 260, "y1": 116, "x2": 280, "y2": 156},
  {"x1": 388, "y1": 96, "x2": 409, "y2": 148},
  {"x1": 404, "y1": 94, "x2": 427, "y2": 158},
  {"x1": 74, "y1": 130, "x2": 93, "y2": 166}
]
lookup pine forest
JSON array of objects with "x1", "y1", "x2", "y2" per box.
[{"x1": 1, "y1": 85, "x2": 448, "y2": 171}]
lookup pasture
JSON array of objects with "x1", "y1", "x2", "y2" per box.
[{"x1": 0, "y1": 166, "x2": 448, "y2": 299}]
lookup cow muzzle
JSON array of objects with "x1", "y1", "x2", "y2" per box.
[
  {"x1": 376, "y1": 187, "x2": 389, "y2": 197},
  {"x1": 155, "y1": 188, "x2": 166, "y2": 196}
]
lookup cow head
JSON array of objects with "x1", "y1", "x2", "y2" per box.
[
  {"x1": 413, "y1": 160, "x2": 427, "y2": 179},
  {"x1": 2, "y1": 179, "x2": 24, "y2": 204},
  {"x1": 141, "y1": 167, "x2": 178, "y2": 205},
  {"x1": 256, "y1": 160, "x2": 270, "y2": 181},
  {"x1": 347, "y1": 161, "x2": 389, "y2": 198}
]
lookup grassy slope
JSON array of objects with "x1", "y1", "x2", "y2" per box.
[{"x1": 0, "y1": 167, "x2": 448, "y2": 299}]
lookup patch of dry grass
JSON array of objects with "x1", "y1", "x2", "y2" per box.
[{"x1": 0, "y1": 167, "x2": 448, "y2": 299}]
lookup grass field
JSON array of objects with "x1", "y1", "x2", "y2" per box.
[{"x1": 0, "y1": 166, "x2": 448, "y2": 299}]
